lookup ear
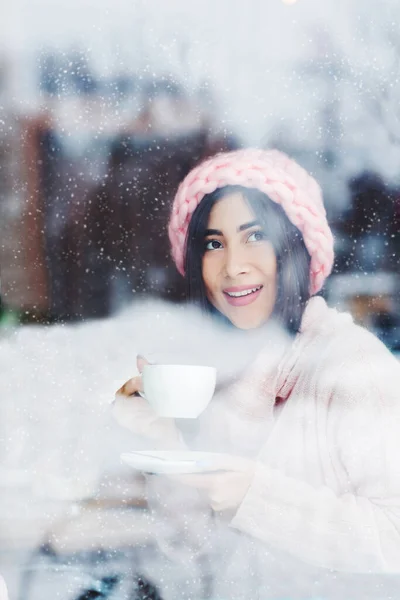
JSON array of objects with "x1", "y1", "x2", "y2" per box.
[{"x1": 136, "y1": 355, "x2": 149, "y2": 374}]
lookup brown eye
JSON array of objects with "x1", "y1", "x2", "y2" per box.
[
  {"x1": 205, "y1": 240, "x2": 223, "y2": 251},
  {"x1": 248, "y1": 230, "x2": 266, "y2": 242}
]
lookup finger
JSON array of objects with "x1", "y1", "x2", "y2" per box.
[
  {"x1": 137, "y1": 355, "x2": 150, "y2": 374},
  {"x1": 115, "y1": 375, "x2": 142, "y2": 397}
]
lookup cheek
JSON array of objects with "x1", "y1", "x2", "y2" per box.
[
  {"x1": 202, "y1": 256, "x2": 218, "y2": 297},
  {"x1": 255, "y1": 247, "x2": 277, "y2": 279},
  {"x1": 202, "y1": 257, "x2": 213, "y2": 295},
  {"x1": 270, "y1": 258, "x2": 278, "y2": 280}
]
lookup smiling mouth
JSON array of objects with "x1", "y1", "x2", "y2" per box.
[{"x1": 224, "y1": 285, "x2": 263, "y2": 298}]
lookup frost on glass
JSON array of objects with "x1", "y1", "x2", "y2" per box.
[{"x1": 0, "y1": 0, "x2": 400, "y2": 598}]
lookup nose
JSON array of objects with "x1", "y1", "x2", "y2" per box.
[{"x1": 223, "y1": 244, "x2": 249, "y2": 279}]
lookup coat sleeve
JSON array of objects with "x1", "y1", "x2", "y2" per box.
[{"x1": 231, "y1": 339, "x2": 400, "y2": 573}]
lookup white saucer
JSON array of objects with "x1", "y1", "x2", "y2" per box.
[{"x1": 121, "y1": 450, "x2": 232, "y2": 475}]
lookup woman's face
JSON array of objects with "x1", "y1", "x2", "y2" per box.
[{"x1": 202, "y1": 191, "x2": 277, "y2": 330}]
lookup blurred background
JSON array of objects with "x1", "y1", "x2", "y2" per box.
[{"x1": 1, "y1": 0, "x2": 400, "y2": 597}]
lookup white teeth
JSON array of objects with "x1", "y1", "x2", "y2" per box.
[{"x1": 226, "y1": 286, "x2": 262, "y2": 298}]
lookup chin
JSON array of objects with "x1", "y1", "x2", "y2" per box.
[{"x1": 229, "y1": 313, "x2": 268, "y2": 330}]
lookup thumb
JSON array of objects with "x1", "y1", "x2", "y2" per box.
[{"x1": 136, "y1": 354, "x2": 150, "y2": 374}]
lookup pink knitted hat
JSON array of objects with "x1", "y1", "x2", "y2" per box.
[{"x1": 168, "y1": 148, "x2": 334, "y2": 295}]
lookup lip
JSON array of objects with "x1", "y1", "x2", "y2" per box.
[
  {"x1": 223, "y1": 284, "x2": 263, "y2": 293},
  {"x1": 223, "y1": 285, "x2": 264, "y2": 307}
]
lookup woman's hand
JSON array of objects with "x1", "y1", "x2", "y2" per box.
[
  {"x1": 170, "y1": 456, "x2": 256, "y2": 512},
  {"x1": 112, "y1": 356, "x2": 182, "y2": 449}
]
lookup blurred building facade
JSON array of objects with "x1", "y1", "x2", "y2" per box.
[
  {"x1": 0, "y1": 51, "x2": 239, "y2": 321},
  {"x1": 0, "y1": 40, "x2": 399, "y2": 347}
]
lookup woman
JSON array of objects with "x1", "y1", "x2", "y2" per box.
[{"x1": 113, "y1": 149, "x2": 400, "y2": 592}]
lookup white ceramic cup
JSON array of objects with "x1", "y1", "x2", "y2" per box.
[{"x1": 140, "y1": 364, "x2": 217, "y2": 418}]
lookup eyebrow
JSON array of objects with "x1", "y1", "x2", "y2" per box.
[
  {"x1": 205, "y1": 228, "x2": 223, "y2": 236},
  {"x1": 204, "y1": 220, "x2": 260, "y2": 237},
  {"x1": 238, "y1": 220, "x2": 260, "y2": 232}
]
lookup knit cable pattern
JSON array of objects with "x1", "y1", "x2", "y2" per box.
[{"x1": 168, "y1": 148, "x2": 334, "y2": 295}]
